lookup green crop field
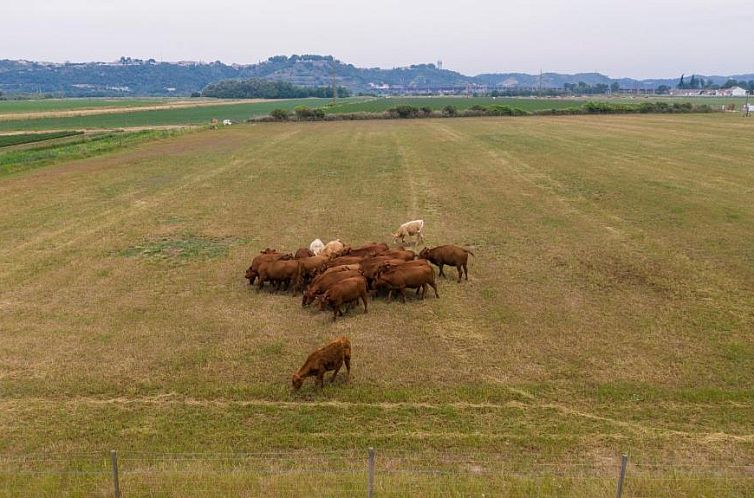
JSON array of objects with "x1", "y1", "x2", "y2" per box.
[
  {"x1": 327, "y1": 95, "x2": 748, "y2": 115},
  {"x1": 1, "y1": 114, "x2": 753, "y2": 496},
  {"x1": 327, "y1": 96, "x2": 586, "y2": 113},
  {"x1": 0, "y1": 98, "x2": 354, "y2": 132},
  {"x1": 0, "y1": 130, "x2": 83, "y2": 148}
]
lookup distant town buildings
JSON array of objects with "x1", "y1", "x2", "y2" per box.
[{"x1": 670, "y1": 86, "x2": 748, "y2": 97}]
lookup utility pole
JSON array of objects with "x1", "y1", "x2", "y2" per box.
[{"x1": 539, "y1": 68, "x2": 543, "y2": 97}]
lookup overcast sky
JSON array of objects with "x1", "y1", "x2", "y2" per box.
[{"x1": 3, "y1": 0, "x2": 752, "y2": 78}]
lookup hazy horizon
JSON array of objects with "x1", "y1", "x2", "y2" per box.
[{"x1": 5, "y1": 0, "x2": 753, "y2": 80}]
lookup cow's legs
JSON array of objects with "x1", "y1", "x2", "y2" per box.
[
  {"x1": 331, "y1": 362, "x2": 341, "y2": 383},
  {"x1": 456, "y1": 265, "x2": 463, "y2": 283},
  {"x1": 463, "y1": 262, "x2": 469, "y2": 280},
  {"x1": 438, "y1": 264, "x2": 445, "y2": 277}
]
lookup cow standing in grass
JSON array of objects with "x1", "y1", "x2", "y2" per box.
[{"x1": 292, "y1": 336, "x2": 351, "y2": 390}]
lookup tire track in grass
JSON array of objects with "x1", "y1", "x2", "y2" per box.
[{"x1": 2, "y1": 394, "x2": 753, "y2": 443}]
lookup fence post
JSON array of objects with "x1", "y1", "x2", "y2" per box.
[
  {"x1": 367, "y1": 447, "x2": 375, "y2": 498},
  {"x1": 111, "y1": 449, "x2": 121, "y2": 498},
  {"x1": 615, "y1": 453, "x2": 628, "y2": 498}
]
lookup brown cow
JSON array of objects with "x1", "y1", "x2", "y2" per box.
[
  {"x1": 317, "y1": 276, "x2": 369, "y2": 320},
  {"x1": 374, "y1": 264, "x2": 439, "y2": 302},
  {"x1": 382, "y1": 249, "x2": 416, "y2": 261},
  {"x1": 325, "y1": 255, "x2": 364, "y2": 268},
  {"x1": 298, "y1": 255, "x2": 330, "y2": 283},
  {"x1": 295, "y1": 247, "x2": 315, "y2": 259},
  {"x1": 257, "y1": 259, "x2": 303, "y2": 293},
  {"x1": 302, "y1": 269, "x2": 362, "y2": 306},
  {"x1": 245, "y1": 250, "x2": 292, "y2": 285},
  {"x1": 342, "y1": 242, "x2": 390, "y2": 258},
  {"x1": 292, "y1": 336, "x2": 351, "y2": 390},
  {"x1": 419, "y1": 245, "x2": 474, "y2": 282},
  {"x1": 322, "y1": 264, "x2": 362, "y2": 276}
]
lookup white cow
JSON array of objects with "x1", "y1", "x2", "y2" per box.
[
  {"x1": 309, "y1": 239, "x2": 325, "y2": 256},
  {"x1": 392, "y1": 219, "x2": 425, "y2": 245}
]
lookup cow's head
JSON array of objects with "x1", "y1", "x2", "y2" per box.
[{"x1": 291, "y1": 373, "x2": 304, "y2": 390}]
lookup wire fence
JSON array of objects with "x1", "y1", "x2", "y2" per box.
[{"x1": 1, "y1": 449, "x2": 753, "y2": 497}]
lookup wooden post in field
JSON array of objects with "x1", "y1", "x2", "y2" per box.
[
  {"x1": 367, "y1": 447, "x2": 375, "y2": 498},
  {"x1": 111, "y1": 449, "x2": 121, "y2": 498},
  {"x1": 615, "y1": 453, "x2": 628, "y2": 498}
]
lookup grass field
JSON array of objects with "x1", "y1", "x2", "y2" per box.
[
  {"x1": 1, "y1": 113, "x2": 753, "y2": 496},
  {"x1": 0, "y1": 95, "x2": 745, "y2": 132},
  {"x1": 328, "y1": 95, "x2": 748, "y2": 114},
  {"x1": 0, "y1": 98, "x2": 350, "y2": 132}
]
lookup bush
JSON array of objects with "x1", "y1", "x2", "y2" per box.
[
  {"x1": 389, "y1": 105, "x2": 421, "y2": 118},
  {"x1": 441, "y1": 105, "x2": 458, "y2": 117},
  {"x1": 269, "y1": 109, "x2": 290, "y2": 121},
  {"x1": 294, "y1": 106, "x2": 326, "y2": 121},
  {"x1": 420, "y1": 106, "x2": 433, "y2": 116}
]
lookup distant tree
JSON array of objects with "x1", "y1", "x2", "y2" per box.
[
  {"x1": 722, "y1": 79, "x2": 738, "y2": 88},
  {"x1": 270, "y1": 108, "x2": 290, "y2": 120},
  {"x1": 190, "y1": 91, "x2": 201, "y2": 98},
  {"x1": 441, "y1": 105, "x2": 458, "y2": 117},
  {"x1": 656, "y1": 85, "x2": 670, "y2": 94},
  {"x1": 689, "y1": 75, "x2": 697, "y2": 89},
  {"x1": 610, "y1": 82, "x2": 620, "y2": 93},
  {"x1": 678, "y1": 74, "x2": 685, "y2": 89}
]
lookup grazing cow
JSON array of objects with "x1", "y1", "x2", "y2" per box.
[
  {"x1": 360, "y1": 256, "x2": 408, "y2": 287},
  {"x1": 292, "y1": 336, "x2": 351, "y2": 390},
  {"x1": 382, "y1": 249, "x2": 416, "y2": 261},
  {"x1": 342, "y1": 242, "x2": 390, "y2": 258},
  {"x1": 375, "y1": 258, "x2": 429, "y2": 276},
  {"x1": 309, "y1": 239, "x2": 325, "y2": 256},
  {"x1": 317, "y1": 277, "x2": 369, "y2": 321},
  {"x1": 324, "y1": 255, "x2": 364, "y2": 268},
  {"x1": 321, "y1": 239, "x2": 346, "y2": 257},
  {"x1": 245, "y1": 250, "x2": 292, "y2": 285},
  {"x1": 322, "y1": 264, "x2": 362, "y2": 276},
  {"x1": 392, "y1": 219, "x2": 425, "y2": 245},
  {"x1": 374, "y1": 264, "x2": 439, "y2": 303},
  {"x1": 302, "y1": 269, "x2": 363, "y2": 306},
  {"x1": 419, "y1": 245, "x2": 474, "y2": 282},
  {"x1": 298, "y1": 255, "x2": 330, "y2": 283},
  {"x1": 257, "y1": 259, "x2": 303, "y2": 293},
  {"x1": 295, "y1": 247, "x2": 315, "y2": 259}
]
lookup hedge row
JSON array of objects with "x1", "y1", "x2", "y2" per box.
[{"x1": 250, "y1": 101, "x2": 717, "y2": 123}]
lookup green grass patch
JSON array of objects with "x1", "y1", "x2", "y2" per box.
[
  {"x1": 119, "y1": 234, "x2": 245, "y2": 263},
  {"x1": 0, "y1": 129, "x2": 184, "y2": 178}
]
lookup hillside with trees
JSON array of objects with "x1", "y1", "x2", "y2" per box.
[{"x1": 1, "y1": 55, "x2": 752, "y2": 97}]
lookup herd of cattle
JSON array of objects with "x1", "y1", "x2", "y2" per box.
[
  {"x1": 243, "y1": 220, "x2": 474, "y2": 390},
  {"x1": 244, "y1": 237, "x2": 474, "y2": 321}
]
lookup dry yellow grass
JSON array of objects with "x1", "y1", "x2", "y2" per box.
[{"x1": 0, "y1": 114, "x2": 753, "y2": 495}]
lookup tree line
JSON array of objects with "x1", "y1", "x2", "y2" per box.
[{"x1": 201, "y1": 79, "x2": 352, "y2": 99}]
